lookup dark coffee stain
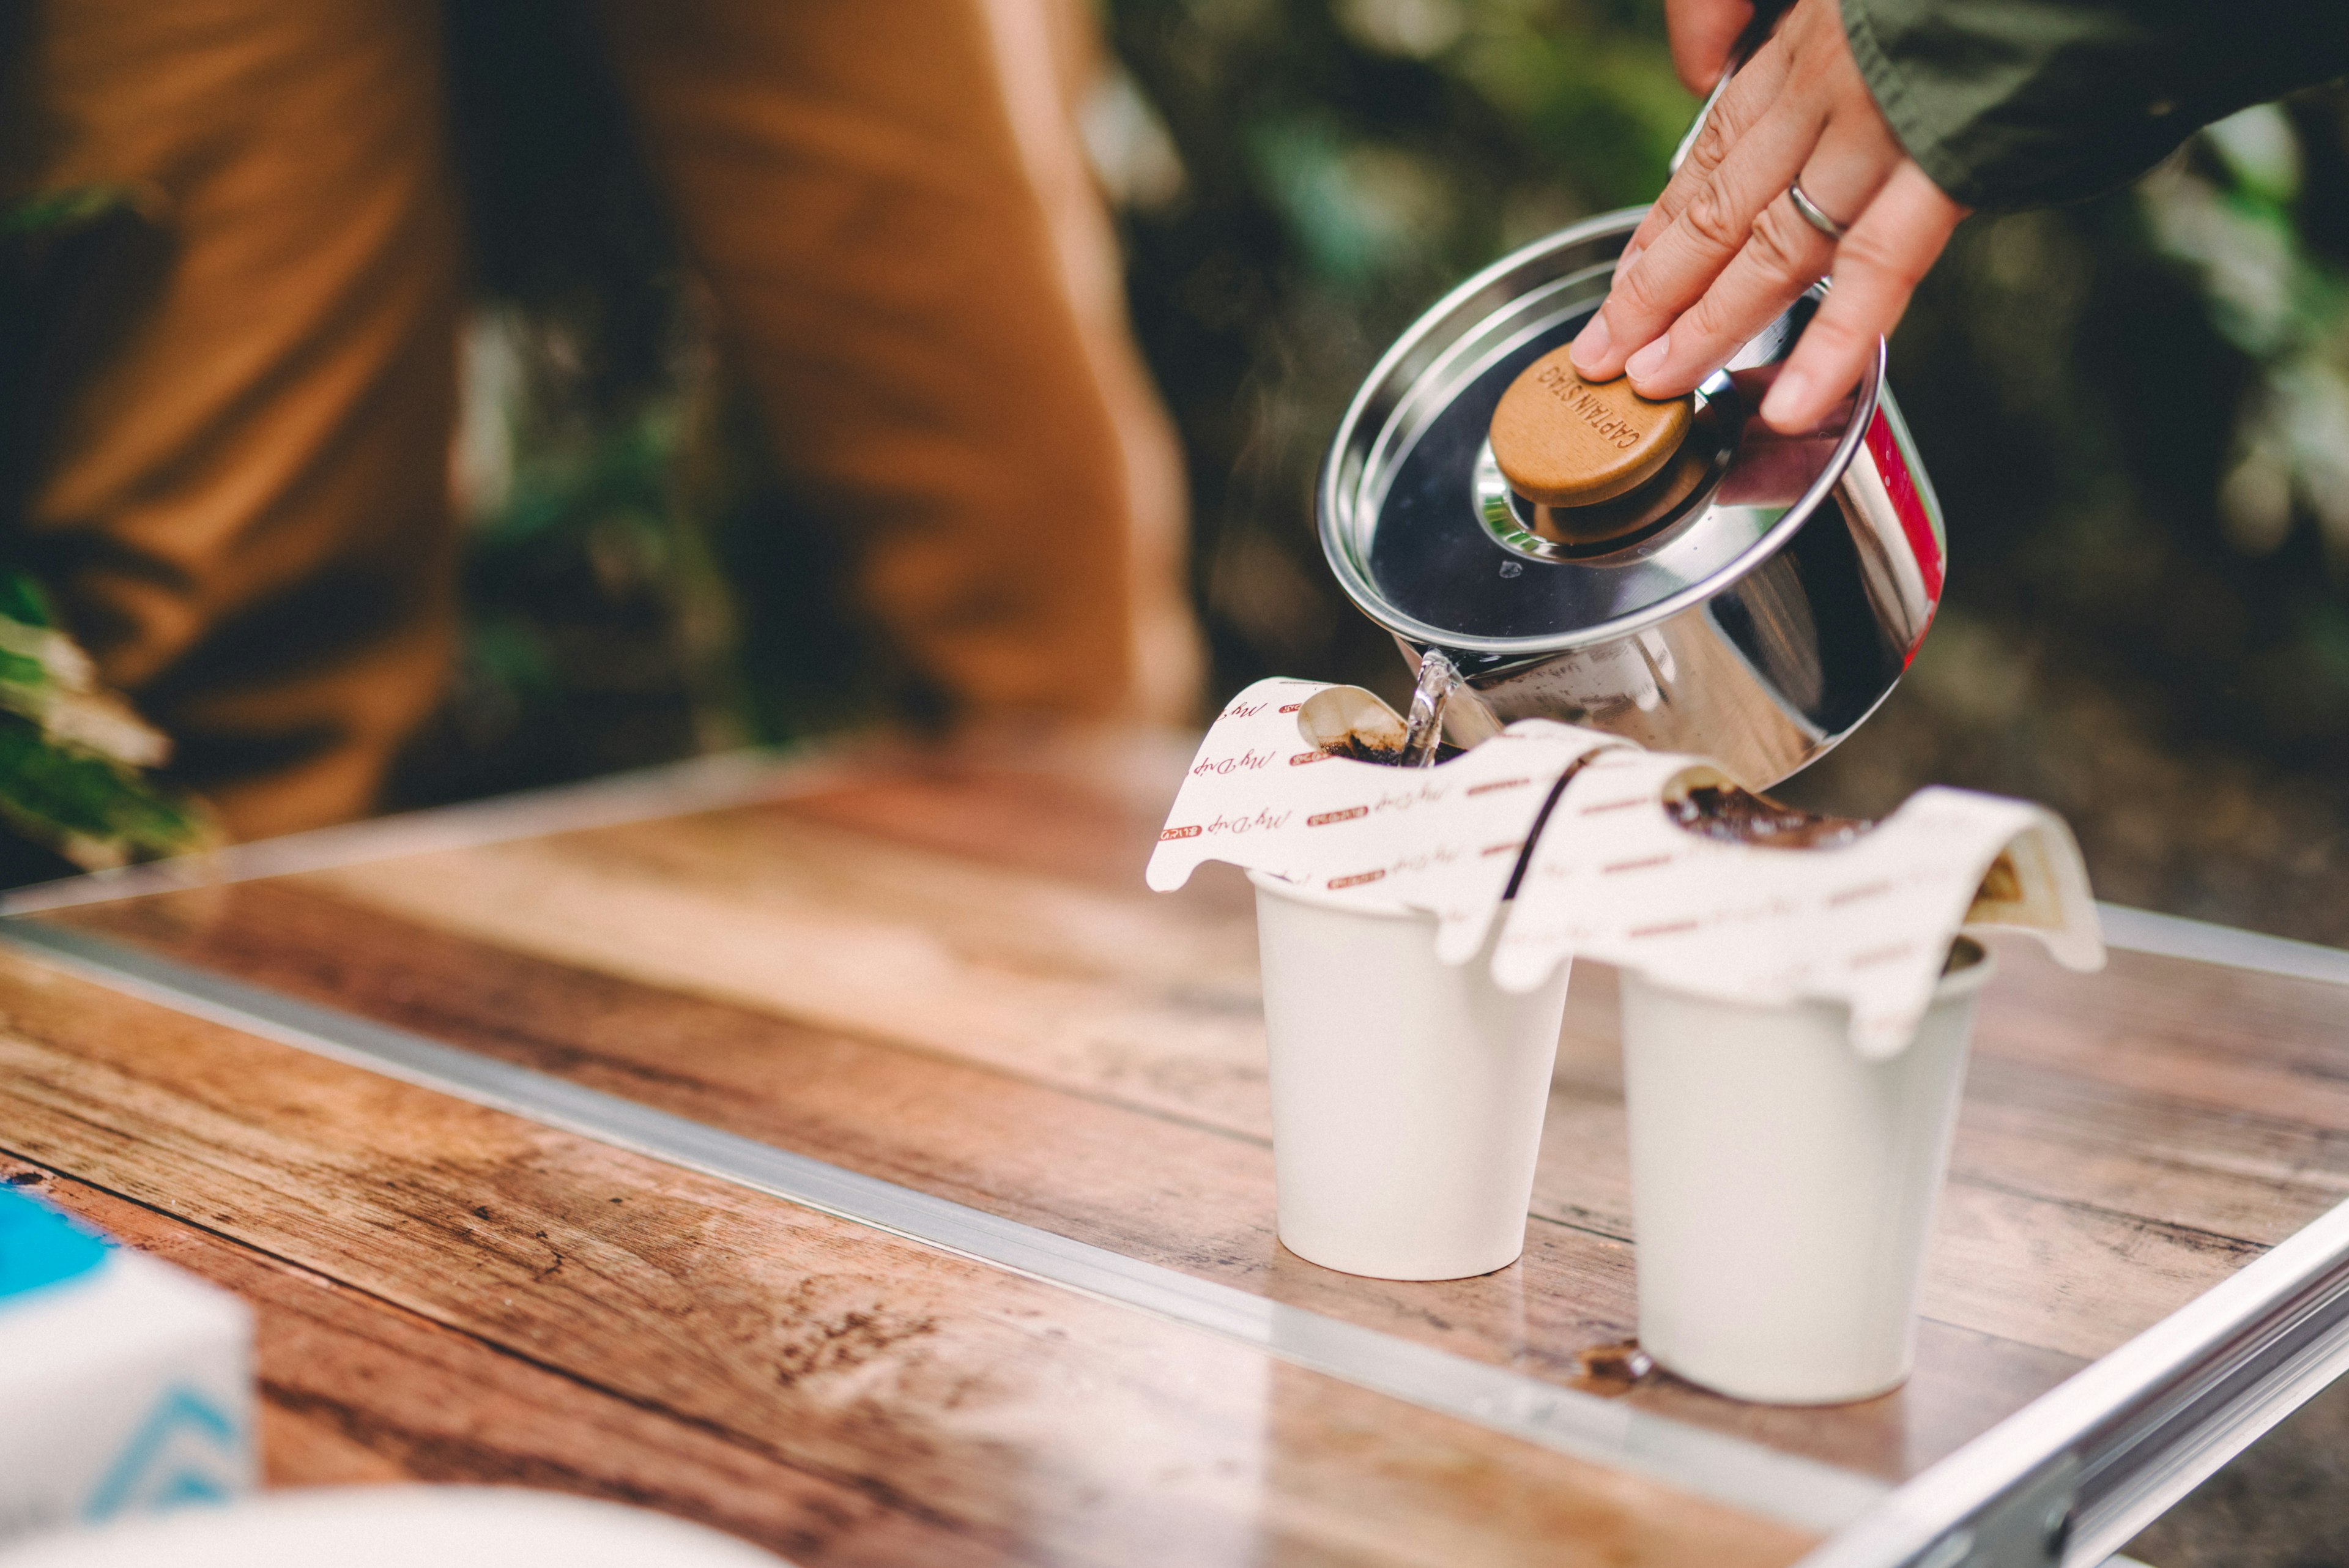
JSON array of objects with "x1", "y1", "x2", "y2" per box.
[
  {"x1": 1666, "y1": 782, "x2": 1871, "y2": 850},
  {"x1": 1324, "y1": 735, "x2": 1464, "y2": 766},
  {"x1": 1324, "y1": 735, "x2": 1404, "y2": 766},
  {"x1": 1573, "y1": 1339, "x2": 1655, "y2": 1388}
]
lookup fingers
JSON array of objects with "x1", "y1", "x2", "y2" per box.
[
  {"x1": 1572, "y1": 48, "x2": 1809, "y2": 380},
  {"x1": 1620, "y1": 124, "x2": 1896, "y2": 399},
  {"x1": 1617, "y1": 196, "x2": 1830, "y2": 399},
  {"x1": 1759, "y1": 163, "x2": 1967, "y2": 431},
  {"x1": 1567, "y1": 0, "x2": 1959, "y2": 426},
  {"x1": 1666, "y1": 0, "x2": 1755, "y2": 94},
  {"x1": 1621, "y1": 31, "x2": 1790, "y2": 259}
]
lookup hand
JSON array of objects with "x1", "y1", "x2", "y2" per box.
[{"x1": 1569, "y1": 0, "x2": 1968, "y2": 433}]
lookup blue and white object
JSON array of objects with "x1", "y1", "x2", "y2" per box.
[{"x1": 0, "y1": 1186, "x2": 253, "y2": 1545}]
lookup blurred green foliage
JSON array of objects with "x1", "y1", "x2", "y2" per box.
[
  {"x1": 0, "y1": 563, "x2": 211, "y2": 871},
  {"x1": 1105, "y1": 0, "x2": 1693, "y2": 693},
  {"x1": 0, "y1": 188, "x2": 213, "y2": 875}
]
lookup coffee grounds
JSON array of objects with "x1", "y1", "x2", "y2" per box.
[
  {"x1": 1573, "y1": 1339, "x2": 1656, "y2": 1388},
  {"x1": 1666, "y1": 782, "x2": 1872, "y2": 850},
  {"x1": 1324, "y1": 735, "x2": 1405, "y2": 766},
  {"x1": 1323, "y1": 735, "x2": 1463, "y2": 767}
]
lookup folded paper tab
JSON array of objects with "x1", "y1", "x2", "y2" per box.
[
  {"x1": 1147, "y1": 678, "x2": 1628, "y2": 963},
  {"x1": 1491, "y1": 751, "x2": 2103, "y2": 1058}
]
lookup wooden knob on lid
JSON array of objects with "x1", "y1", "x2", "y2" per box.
[{"x1": 1490, "y1": 347, "x2": 1694, "y2": 508}]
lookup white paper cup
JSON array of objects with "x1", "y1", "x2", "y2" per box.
[
  {"x1": 1620, "y1": 939, "x2": 1994, "y2": 1404},
  {"x1": 1250, "y1": 870, "x2": 1570, "y2": 1280}
]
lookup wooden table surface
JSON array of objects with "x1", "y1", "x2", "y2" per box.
[{"x1": 3, "y1": 735, "x2": 2345, "y2": 1566}]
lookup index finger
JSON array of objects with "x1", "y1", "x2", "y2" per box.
[
  {"x1": 1625, "y1": 32, "x2": 1791, "y2": 262},
  {"x1": 1574, "y1": 78, "x2": 1817, "y2": 381}
]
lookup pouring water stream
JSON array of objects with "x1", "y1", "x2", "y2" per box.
[{"x1": 1400, "y1": 651, "x2": 1463, "y2": 767}]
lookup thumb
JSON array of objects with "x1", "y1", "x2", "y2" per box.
[{"x1": 1665, "y1": 0, "x2": 1754, "y2": 94}]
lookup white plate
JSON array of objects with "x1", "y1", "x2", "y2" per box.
[{"x1": 0, "y1": 1487, "x2": 790, "y2": 1567}]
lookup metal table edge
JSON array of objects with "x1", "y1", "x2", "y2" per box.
[
  {"x1": 1797, "y1": 1194, "x2": 2349, "y2": 1568},
  {"x1": 0, "y1": 747, "x2": 840, "y2": 918}
]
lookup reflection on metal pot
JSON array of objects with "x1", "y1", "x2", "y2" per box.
[{"x1": 1319, "y1": 208, "x2": 1946, "y2": 789}]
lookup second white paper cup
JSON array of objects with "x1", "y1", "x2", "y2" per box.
[
  {"x1": 1620, "y1": 940, "x2": 1993, "y2": 1405},
  {"x1": 1250, "y1": 870, "x2": 1570, "y2": 1281}
]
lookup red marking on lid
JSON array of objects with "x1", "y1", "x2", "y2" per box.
[
  {"x1": 1865, "y1": 409, "x2": 1943, "y2": 666},
  {"x1": 1307, "y1": 806, "x2": 1368, "y2": 827}
]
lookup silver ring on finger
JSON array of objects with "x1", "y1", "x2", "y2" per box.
[{"x1": 1787, "y1": 180, "x2": 1849, "y2": 242}]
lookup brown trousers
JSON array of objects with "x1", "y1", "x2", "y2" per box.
[{"x1": 10, "y1": 0, "x2": 1197, "y2": 839}]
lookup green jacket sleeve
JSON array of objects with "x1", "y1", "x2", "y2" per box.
[{"x1": 1841, "y1": 0, "x2": 2349, "y2": 210}]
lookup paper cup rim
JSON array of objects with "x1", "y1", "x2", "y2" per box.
[{"x1": 1245, "y1": 867, "x2": 1422, "y2": 920}]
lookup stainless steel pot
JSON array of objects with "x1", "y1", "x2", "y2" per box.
[{"x1": 1315, "y1": 207, "x2": 1946, "y2": 789}]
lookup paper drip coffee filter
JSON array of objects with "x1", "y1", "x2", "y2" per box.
[
  {"x1": 1148, "y1": 678, "x2": 1627, "y2": 962},
  {"x1": 1152, "y1": 677, "x2": 2105, "y2": 1058},
  {"x1": 1489, "y1": 748, "x2": 2103, "y2": 1057}
]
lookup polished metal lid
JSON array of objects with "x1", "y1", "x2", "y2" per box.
[{"x1": 1318, "y1": 207, "x2": 1888, "y2": 658}]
